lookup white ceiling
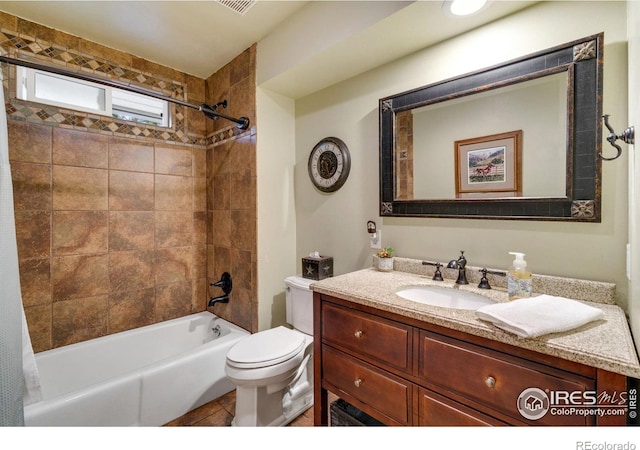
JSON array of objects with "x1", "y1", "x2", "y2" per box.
[
  {"x1": 0, "y1": 1, "x2": 538, "y2": 98},
  {"x1": 0, "y1": 0, "x2": 309, "y2": 77}
]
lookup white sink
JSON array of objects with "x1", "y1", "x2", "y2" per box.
[{"x1": 395, "y1": 285, "x2": 494, "y2": 310}]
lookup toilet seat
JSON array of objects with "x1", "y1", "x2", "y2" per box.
[{"x1": 226, "y1": 326, "x2": 305, "y2": 369}]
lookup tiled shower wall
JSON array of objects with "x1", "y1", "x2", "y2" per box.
[
  {"x1": 2, "y1": 13, "x2": 258, "y2": 351},
  {"x1": 11, "y1": 124, "x2": 208, "y2": 351},
  {"x1": 205, "y1": 46, "x2": 258, "y2": 333}
]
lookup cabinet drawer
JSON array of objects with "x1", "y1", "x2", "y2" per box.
[
  {"x1": 418, "y1": 388, "x2": 507, "y2": 426},
  {"x1": 322, "y1": 302, "x2": 411, "y2": 370},
  {"x1": 419, "y1": 331, "x2": 595, "y2": 426},
  {"x1": 323, "y1": 346, "x2": 411, "y2": 425}
]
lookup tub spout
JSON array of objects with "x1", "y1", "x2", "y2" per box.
[{"x1": 208, "y1": 294, "x2": 229, "y2": 307}]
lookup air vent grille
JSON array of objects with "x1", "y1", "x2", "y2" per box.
[{"x1": 216, "y1": 0, "x2": 256, "y2": 15}]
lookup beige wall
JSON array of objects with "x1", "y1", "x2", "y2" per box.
[
  {"x1": 256, "y1": 87, "x2": 297, "y2": 330},
  {"x1": 294, "y1": 2, "x2": 631, "y2": 309}
]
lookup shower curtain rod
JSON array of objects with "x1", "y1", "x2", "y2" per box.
[{"x1": 0, "y1": 55, "x2": 250, "y2": 130}]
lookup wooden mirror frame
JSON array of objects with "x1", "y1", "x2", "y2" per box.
[{"x1": 379, "y1": 33, "x2": 603, "y2": 221}]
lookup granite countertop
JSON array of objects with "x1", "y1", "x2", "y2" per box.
[{"x1": 311, "y1": 264, "x2": 640, "y2": 378}]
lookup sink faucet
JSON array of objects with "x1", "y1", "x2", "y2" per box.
[{"x1": 447, "y1": 251, "x2": 468, "y2": 285}]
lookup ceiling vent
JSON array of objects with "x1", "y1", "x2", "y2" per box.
[{"x1": 216, "y1": 0, "x2": 257, "y2": 15}]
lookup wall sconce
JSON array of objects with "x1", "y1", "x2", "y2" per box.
[{"x1": 600, "y1": 114, "x2": 635, "y2": 161}]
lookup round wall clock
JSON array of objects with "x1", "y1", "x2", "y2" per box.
[{"x1": 308, "y1": 137, "x2": 351, "y2": 193}]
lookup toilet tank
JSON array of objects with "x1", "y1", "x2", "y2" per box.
[{"x1": 284, "y1": 276, "x2": 314, "y2": 335}]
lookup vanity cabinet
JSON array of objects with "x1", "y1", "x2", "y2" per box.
[{"x1": 314, "y1": 293, "x2": 628, "y2": 426}]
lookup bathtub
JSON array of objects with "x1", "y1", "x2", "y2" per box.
[{"x1": 24, "y1": 312, "x2": 249, "y2": 426}]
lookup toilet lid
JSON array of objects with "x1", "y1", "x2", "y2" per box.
[{"x1": 226, "y1": 326, "x2": 305, "y2": 369}]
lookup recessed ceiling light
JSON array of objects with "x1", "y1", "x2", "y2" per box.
[{"x1": 443, "y1": 0, "x2": 488, "y2": 17}]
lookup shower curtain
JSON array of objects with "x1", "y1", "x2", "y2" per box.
[{"x1": 0, "y1": 68, "x2": 26, "y2": 426}]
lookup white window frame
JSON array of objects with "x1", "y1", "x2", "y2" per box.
[{"x1": 16, "y1": 66, "x2": 170, "y2": 128}]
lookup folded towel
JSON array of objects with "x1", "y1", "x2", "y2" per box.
[{"x1": 475, "y1": 294, "x2": 604, "y2": 338}]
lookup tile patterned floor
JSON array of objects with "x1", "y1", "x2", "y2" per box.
[{"x1": 163, "y1": 390, "x2": 315, "y2": 427}]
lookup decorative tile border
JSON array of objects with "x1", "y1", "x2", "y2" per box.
[{"x1": 0, "y1": 28, "x2": 226, "y2": 147}]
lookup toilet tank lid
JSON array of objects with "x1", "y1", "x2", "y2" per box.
[{"x1": 285, "y1": 276, "x2": 314, "y2": 290}]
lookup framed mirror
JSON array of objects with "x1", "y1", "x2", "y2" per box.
[{"x1": 379, "y1": 33, "x2": 603, "y2": 221}]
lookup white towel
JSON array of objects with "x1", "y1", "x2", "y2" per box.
[
  {"x1": 475, "y1": 294, "x2": 605, "y2": 338},
  {"x1": 22, "y1": 308, "x2": 42, "y2": 406}
]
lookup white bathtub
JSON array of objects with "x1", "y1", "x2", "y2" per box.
[{"x1": 24, "y1": 312, "x2": 249, "y2": 426}]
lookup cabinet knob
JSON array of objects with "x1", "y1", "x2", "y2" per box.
[
  {"x1": 354, "y1": 378, "x2": 363, "y2": 388},
  {"x1": 485, "y1": 376, "x2": 496, "y2": 388},
  {"x1": 354, "y1": 330, "x2": 363, "y2": 338}
]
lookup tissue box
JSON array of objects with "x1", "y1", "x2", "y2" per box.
[{"x1": 302, "y1": 255, "x2": 333, "y2": 280}]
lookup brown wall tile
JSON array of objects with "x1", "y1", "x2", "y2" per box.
[
  {"x1": 52, "y1": 254, "x2": 109, "y2": 301},
  {"x1": 230, "y1": 172, "x2": 255, "y2": 210},
  {"x1": 211, "y1": 210, "x2": 231, "y2": 247},
  {"x1": 109, "y1": 170, "x2": 154, "y2": 211},
  {"x1": 53, "y1": 211, "x2": 108, "y2": 255},
  {"x1": 19, "y1": 258, "x2": 51, "y2": 307},
  {"x1": 193, "y1": 211, "x2": 206, "y2": 245},
  {"x1": 108, "y1": 288, "x2": 155, "y2": 333},
  {"x1": 155, "y1": 145, "x2": 192, "y2": 176},
  {"x1": 192, "y1": 148, "x2": 206, "y2": 178},
  {"x1": 230, "y1": 209, "x2": 256, "y2": 252},
  {"x1": 24, "y1": 304, "x2": 52, "y2": 353},
  {"x1": 193, "y1": 245, "x2": 207, "y2": 280},
  {"x1": 109, "y1": 139, "x2": 154, "y2": 173},
  {"x1": 155, "y1": 174, "x2": 192, "y2": 211},
  {"x1": 15, "y1": 210, "x2": 51, "y2": 259},
  {"x1": 52, "y1": 295, "x2": 108, "y2": 347},
  {"x1": 16, "y1": 18, "x2": 80, "y2": 50},
  {"x1": 187, "y1": 107, "x2": 207, "y2": 136},
  {"x1": 185, "y1": 75, "x2": 206, "y2": 104},
  {"x1": 156, "y1": 247, "x2": 193, "y2": 285},
  {"x1": 8, "y1": 121, "x2": 51, "y2": 163},
  {"x1": 212, "y1": 173, "x2": 230, "y2": 210},
  {"x1": 53, "y1": 166, "x2": 108, "y2": 210},
  {"x1": 0, "y1": 11, "x2": 17, "y2": 29},
  {"x1": 194, "y1": 177, "x2": 206, "y2": 212},
  {"x1": 131, "y1": 56, "x2": 180, "y2": 83},
  {"x1": 156, "y1": 211, "x2": 193, "y2": 248},
  {"x1": 230, "y1": 248, "x2": 252, "y2": 291},
  {"x1": 53, "y1": 128, "x2": 108, "y2": 168},
  {"x1": 109, "y1": 211, "x2": 155, "y2": 251},
  {"x1": 11, "y1": 162, "x2": 51, "y2": 211},
  {"x1": 156, "y1": 281, "x2": 192, "y2": 322},
  {"x1": 80, "y1": 40, "x2": 132, "y2": 68},
  {"x1": 109, "y1": 250, "x2": 155, "y2": 292},
  {"x1": 192, "y1": 278, "x2": 207, "y2": 313}
]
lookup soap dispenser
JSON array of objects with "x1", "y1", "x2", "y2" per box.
[{"x1": 507, "y1": 252, "x2": 532, "y2": 301}]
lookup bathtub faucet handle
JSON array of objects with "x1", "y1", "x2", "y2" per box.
[
  {"x1": 209, "y1": 272, "x2": 232, "y2": 307},
  {"x1": 211, "y1": 272, "x2": 232, "y2": 294}
]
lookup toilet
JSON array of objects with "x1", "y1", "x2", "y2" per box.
[{"x1": 225, "y1": 276, "x2": 314, "y2": 426}]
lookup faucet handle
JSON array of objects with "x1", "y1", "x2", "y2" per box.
[
  {"x1": 477, "y1": 268, "x2": 506, "y2": 289},
  {"x1": 422, "y1": 261, "x2": 443, "y2": 281}
]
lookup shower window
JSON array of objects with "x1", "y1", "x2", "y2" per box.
[{"x1": 16, "y1": 67, "x2": 170, "y2": 127}]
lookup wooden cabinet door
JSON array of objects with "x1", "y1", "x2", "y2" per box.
[{"x1": 418, "y1": 388, "x2": 507, "y2": 426}]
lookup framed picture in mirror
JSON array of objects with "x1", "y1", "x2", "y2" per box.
[{"x1": 454, "y1": 130, "x2": 522, "y2": 198}]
